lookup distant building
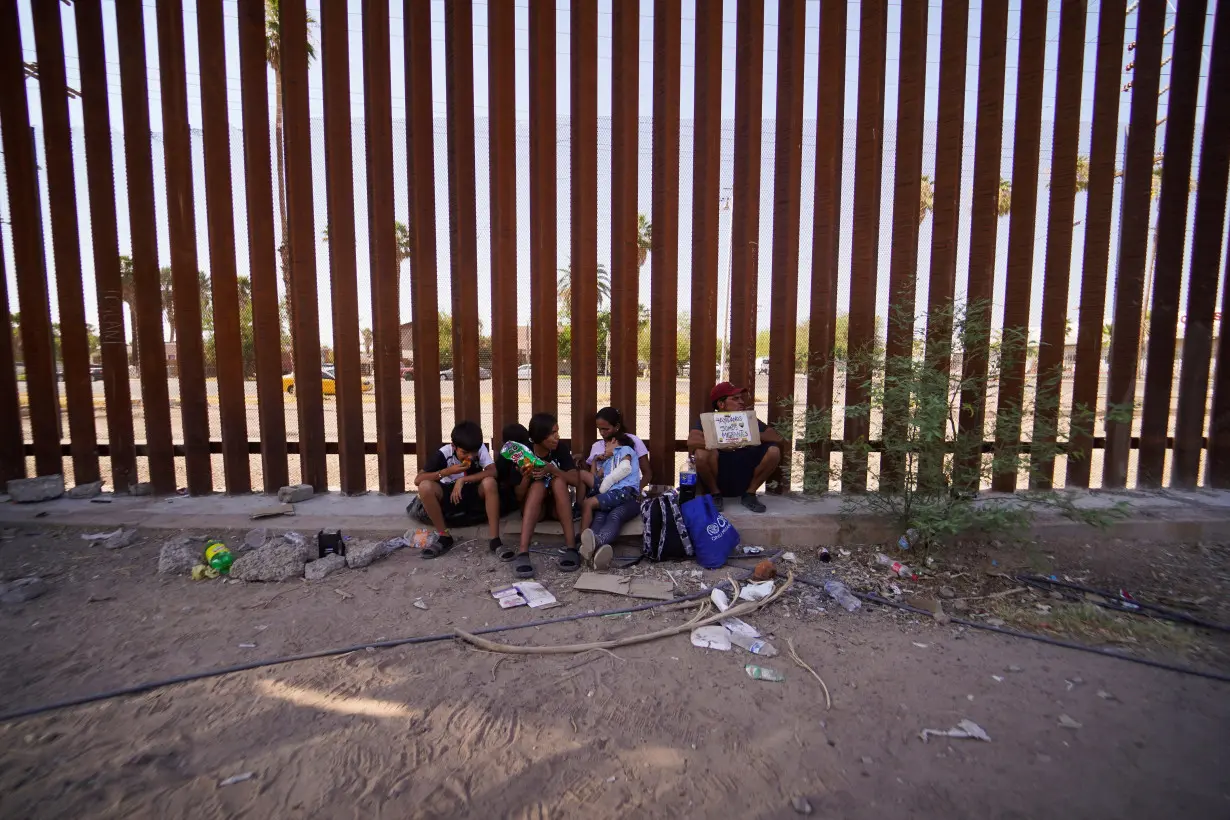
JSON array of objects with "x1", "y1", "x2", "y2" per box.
[
  {"x1": 399, "y1": 322, "x2": 414, "y2": 362},
  {"x1": 517, "y1": 325, "x2": 531, "y2": 364}
]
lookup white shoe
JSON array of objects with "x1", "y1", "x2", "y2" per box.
[
  {"x1": 593, "y1": 543, "x2": 613, "y2": 571},
  {"x1": 580, "y1": 529, "x2": 596, "y2": 562}
]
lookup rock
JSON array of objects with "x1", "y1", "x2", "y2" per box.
[
  {"x1": 102, "y1": 528, "x2": 137, "y2": 550},
  {"x1": 158, "y1": 537, "x2": 201, "y2": 575},
  {"x1": 0, "y1": 577, "x2": 47, "y2": 603},
  {"x1": 938, "y1": 586, "x2": 957, "y2": 600},
  {"x1": 6, "y1": 475, "x2": 65, "y2": 503},
  {"x1": 345, "y1": 539, "x2": 389, "y2": 569},
  {"x1": 271, "y1": 532, "x2": 314, "y2": 563},
  {"x1": 277, "y1": 483, "x2": 315, "y2": 504},
  {"x1": 132, "y1": 482, "x2": 154, "y2": 496},
  {"x1": 305, "y1": 553, "x2": 346, "y2": 581},
  {"x1": 791, "y1": 796, "x2": 813, "y2": 815},
  {"x1": 67, "y1": 480, "x2": 104, "y2": 499},
  {"x1": 952, "y1": 599, "x2": 968, "y2": 613},
  {"x1": 230, "y1": 543, "x2": 307, "y2": 582},
  {"x1": 243, "y1": 528, "x2": 269, "y2": 551}
]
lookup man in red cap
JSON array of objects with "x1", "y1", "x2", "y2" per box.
[{"x1": 685, "y1": 382, "x2": 783, "y2": 513}]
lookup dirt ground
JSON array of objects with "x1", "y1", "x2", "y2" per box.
[{"x1": 0, "y1": 524, "x2": 1228, "y2": 819}]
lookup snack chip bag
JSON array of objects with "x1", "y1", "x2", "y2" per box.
[{"x1": 500, "y1": 440, "x2": 546, "y2": 472}]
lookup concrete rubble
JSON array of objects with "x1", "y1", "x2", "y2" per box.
[
  {"x1": 159, "y1": 536, "x2": 202, "y2": 575},
  {"x1": 67, "y1": 480, "x2": 104, "y2": 499},
  {"x1": 277, "y1": 484, "x2": 315, "y2": 504},
  {"x1": 345, "y1": 539, "x2": 389, "y2": 569},
  {"x1": 305, "y1": 553, "x2": 346, "y2": 581},
  {"x1": 230, "y1": 542, "x2": 308, "y2": 582},
  {"x1": 0, "y1": 576, "x2": 48, "y2": 604},
  {"x1": 6, "y1": 475, "x2": 65, "y2": 504}
]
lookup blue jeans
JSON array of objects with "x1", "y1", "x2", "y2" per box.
[
  {"x1": 592, "y1": 485, "x2": 638, "y2": 512},
  {"x1": 590, "y1": 496, "x2": 642, "y2": 547}
]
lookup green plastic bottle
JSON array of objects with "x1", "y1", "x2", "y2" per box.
[{"x1": 204, "y1": 540, "x2": 233, "y2": 574}]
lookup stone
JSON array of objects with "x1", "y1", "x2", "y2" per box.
[
  {"x1": 67, "y1": 480, "x2": 103, "y2": 499},
  {"x1": 158, "y1": 537, "x2": 201, "y2": 575},
  {"x1": 230, "y1": 543, "x2": 307, "y2": 582},
  {"x1": 952, "y1": 599, "x2": 968, "y2": 613},
  {"x1": 0, "y1": 577, "x2": 48, "y2": 604},
  {"x1": 305, "y1": 553, "x2": 346, "y2": 581},
  {"x1": 6, "y1": 475, "x2": 65, "y2": 503},
  {"x1": 277, "y1": 483, "x2": 315, "y2": 504},
  {"x1": 102, "y1": 528, "x2": 137, "y2": 550},
  {"x1": 132, "y1": 482, "x2": 154, "y2": 496},
  {"x1": 345, "y1": 539, "x2": 389, "y2": 569},
  {"x1": 271, "y1": 532, "x2": 314, "y2": 564},
  {"x1": 243, "y1": 528, "x2": 269, "y2": 551},
  {"x1": 938, "y1": 586, "x2": 957, "y2": 600}
]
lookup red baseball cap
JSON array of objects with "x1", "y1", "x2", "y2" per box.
[{"x1": 710, "y1": 382, "x2": 747, "y2": 404}]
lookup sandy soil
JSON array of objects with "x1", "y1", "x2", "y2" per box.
[{"x1": 0, "y1": 526, "x2": 1228, "y2": 819}]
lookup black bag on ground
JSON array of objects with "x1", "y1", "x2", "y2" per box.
[
  {"x1": 405, "y1": 495, "x2": 486, "y2": 528},
  {"x1": 640, "y1": 490, "x2": 694, "y2": 562}
]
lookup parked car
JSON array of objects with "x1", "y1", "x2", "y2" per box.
[
  {"x1": 517, "y1": 363, "x2": 532, "y2": 380},
  {"x1": 441, "y1": 367, "x2": 493, "y2": 380},
  {"x1": 755, "y1": 356, "x2": 770, "y2": 375},
  {"x1": 90, "y1": 366, "x2": 104, "y2": 381},
  {"x1": 283, "y1": 369, "x2": 372, "y2": 395},
  {"x1": 401, "y1": 365, "x2": 414, "y2": 381}
]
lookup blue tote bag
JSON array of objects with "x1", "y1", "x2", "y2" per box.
[{"x1": 680, "y1": 495, "x2": 740, "y2": 569}]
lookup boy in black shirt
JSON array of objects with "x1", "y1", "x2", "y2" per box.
[{"x1": 414, "y1": 420, "x2": 503, "y2": 558}]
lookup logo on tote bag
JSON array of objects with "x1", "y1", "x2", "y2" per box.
[{"x1": 706, "y1": 515, "x2": 731, "y2": 539}]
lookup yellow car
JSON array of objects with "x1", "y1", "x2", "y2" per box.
[{"x1": 283, "y1": 368, "x2": 373, "y2": 395}]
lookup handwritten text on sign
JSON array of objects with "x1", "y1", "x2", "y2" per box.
[{"x1": 712, "y1": 412, "x2": 753, "y2": 446}]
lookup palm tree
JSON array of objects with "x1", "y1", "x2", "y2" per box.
[
  {"x1": 159, "y1": 268, "x2": 213, "y2": 342},
  {"x1": 265, "y1": 0, "x2": 316, "y2": 328},
  {"x1": 323, "y1": 220, "x2": 411, "y2": 267},
  {"x1": 361, "y1": 327, "x2": 374, "y2": 358},
  {"x1": 118, "y1": 255, "x2": 139, "y2": 367},
  {"x1": 919, "y1": 175, "x2": 934, "y2": 225},
  {"x1": 636, "y1": 213, "x2": 652, "y2": 269},
  {"x1": 556, "y1": 263, "x2": 611, "y2": 320}
]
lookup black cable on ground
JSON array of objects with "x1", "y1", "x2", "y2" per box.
[
  {"x1": 0, "y1": 569, "x2": 753, "y2": 724},
  {"x1": 1015, "y1": 574, "x2": 1230, "y2": 633},
  {"x1": 792, "y1": 573, "x2": 1230, "y2": 685}
]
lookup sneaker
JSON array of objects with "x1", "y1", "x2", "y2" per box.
[
  {"x1": 579, "y1": 528, "x2": 597, "y2": 562},
  {"x1": 712, "y1": 494, "x2": 725, "y2": 512},
  {"x1": 593, "y1": 543, "x2": 613, "y2": 571},
  {"x1": 741, "y1": 493, "x2": 767, "y2": 513}
]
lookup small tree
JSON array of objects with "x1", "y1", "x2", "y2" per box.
[{"x1": 782, "y1": 300, "x2": 1124, "y2": 545}]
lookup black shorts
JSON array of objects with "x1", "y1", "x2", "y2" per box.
[
  {"x1": 716, "y1": 442, "x2": 772, "y2": 497},
  {"x1": 440, "y1": 480, "x2": 519, "y2": 523}
]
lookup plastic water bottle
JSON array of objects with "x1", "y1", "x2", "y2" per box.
[
  {"x1": 824, "y1": 579, "x2": 862, "y2": 612},
  {"x1": 745, "y1": 664, "x2": 785, "y2": 682},
  {"x1": 204, "y1": 540, "x2": 233, "y2": 574},
  {"x1": 875, "y1": 553, "x2": 916, "y2": 579},
  {"x1": 679, "y1": 454, "x2": 697, "y2": 504},
  {"x1": 728, "y1": 631, "x2": 778, "y2": 656}
]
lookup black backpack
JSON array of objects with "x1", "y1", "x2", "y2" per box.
[{"x1": 640, "y1": 490, "x2": 694, "y2": 562}]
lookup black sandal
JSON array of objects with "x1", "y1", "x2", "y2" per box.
[
  {"x1": 492, "y1": 542, "x2": 517, "y2": 562},
  {"x1": 421, "y1": 534, "x2": 455, "y2": 559},
  {"x1": 558, "y1": 548, "x2": 582, "y2": 573},
  {"x1": 512, "y1": 551, "x2": 535, "y2": 578}
]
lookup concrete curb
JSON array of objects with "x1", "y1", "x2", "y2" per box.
[{"x1": 3, "y1": 488, "x2": 1230, "y2": 546}]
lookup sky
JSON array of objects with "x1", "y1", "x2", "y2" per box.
[{"x1": 2, "y1": 0, "x2": 1225, "y2": 353}]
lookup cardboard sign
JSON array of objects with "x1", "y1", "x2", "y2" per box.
[{"x1": 699, "y1": 411, "x2": 761, "y2": 450}]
